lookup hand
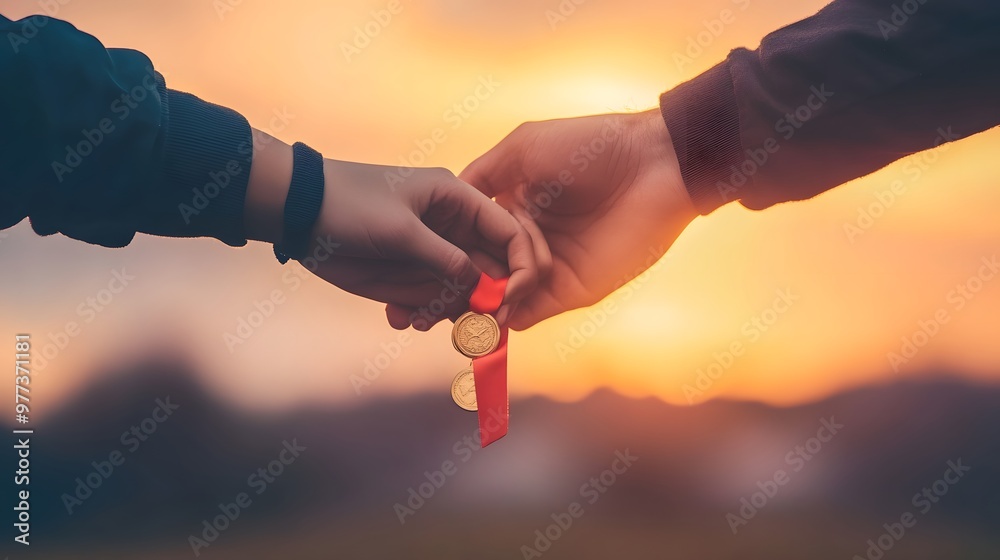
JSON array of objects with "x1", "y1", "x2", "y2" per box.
[
  {"x1": 244, "y1": 134, "x2": 538, "y2": 328},
  {"x1": 459, "y1": 110, "x2": 697, "y2": 330}
]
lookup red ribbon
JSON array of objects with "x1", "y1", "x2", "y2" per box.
[{"x1": 468, "y1": 272, "x2": 508, "y2": 447}]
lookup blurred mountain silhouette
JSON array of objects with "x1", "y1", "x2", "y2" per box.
[{"x1": 11, "y1": 358, "x2": 1000, "y2": 560}]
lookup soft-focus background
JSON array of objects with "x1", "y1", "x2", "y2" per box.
[{"x1": 2, "y1": 0, "x2": 999, "y2": 558}]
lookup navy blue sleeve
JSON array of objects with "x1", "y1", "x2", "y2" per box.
[
  {"x1": 1, "y1": 13, "x2": 252, "y2": 247},
  {"x1": 661, "y1": 0, "x2": 1000, "y2": 214}
]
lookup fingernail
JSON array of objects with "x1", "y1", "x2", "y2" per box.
[{"x1": 496, "y1": 305, "x2": 510, "y2": 327}]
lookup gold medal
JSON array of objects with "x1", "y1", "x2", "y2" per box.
[
  {"x1": 450, "y1": 367, "x2": 478, "y2": 411},
  {"x1": 451, "y1": 311, "x2": 500, "y2": 358}
]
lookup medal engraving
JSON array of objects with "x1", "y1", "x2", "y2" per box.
[
  {"x1": 451, "y1": 312, "x2": 500, "y2": 358},
  {"x1": 451, "y1": 368, "x2": 478, "y2": 411}
]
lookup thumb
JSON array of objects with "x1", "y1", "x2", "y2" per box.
[
  {"x1": 400, "y1": 220, "x2": 481, "y2": 299},
  {"x1": 459, "y1": 123, "x2": 532, "y2": 198}
]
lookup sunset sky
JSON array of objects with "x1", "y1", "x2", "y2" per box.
[{"x1": 4, "y1": 0, "x2": 1000, "y2": 418}]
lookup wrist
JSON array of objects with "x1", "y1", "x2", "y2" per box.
[
  {"x1": 633, "y1": 109, "x2": 696, "y2": 217},
  {"x1": 244, "y1": 130, "x2": 294, "y2": 244}
]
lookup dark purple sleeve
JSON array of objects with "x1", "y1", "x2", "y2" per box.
[{"x1": 660, "y1": 0, "x2": 1000, "y2": 214}]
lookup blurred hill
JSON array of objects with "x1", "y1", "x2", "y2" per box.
[{"x1": 8, "y1": 358, "x2": 1000, "y2": 559}]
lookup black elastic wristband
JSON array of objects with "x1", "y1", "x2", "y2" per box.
[{"x1": 274, "y1": 142, "x2": 324, "y2": 264}]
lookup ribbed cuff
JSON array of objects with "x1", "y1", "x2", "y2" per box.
[
  {"x1": 156, "y1": 87, "x2": 253, "y2": 246},
  {"x1": 660, "y1": 61, "x2": 744, "y2": 215}
]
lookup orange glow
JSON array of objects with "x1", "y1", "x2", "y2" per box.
[{"x1": 4, "y1": 0, "x2": 1000, "y2": 419}]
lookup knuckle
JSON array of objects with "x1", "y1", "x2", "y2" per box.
[
  {"x1": 443, "y1": 248, "x2": 469, "y2": 280},
  {"x1": 513, "y1": 121, "x2": 536, "y2": 137},
  {"x1": 427, "y1": 166, "x2": 457, "y2": 183}
]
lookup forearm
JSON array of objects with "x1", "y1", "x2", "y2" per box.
[
  {"x1": 0, "y1": 13, "x2": 257, "y2": 247},
  {"x1": 661, "y1": 0, "x2": 1000, "y2": 214}
]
